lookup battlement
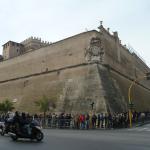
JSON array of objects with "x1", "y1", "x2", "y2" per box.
[
  {"x1": 21, "y1": 36, "x2": 51, "y2": 52},
  {"x1": 21, "y1": 36, "x2": 51, "y2": 45},
  {"x1": 2, "y1": 37, "x2": 52, "y2": 60}
]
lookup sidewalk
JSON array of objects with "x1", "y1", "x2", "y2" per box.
[{"x1": 135, "y1": 120, "x2": 150, "y2": 127}]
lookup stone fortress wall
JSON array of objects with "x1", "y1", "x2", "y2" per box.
[{"x1": 0, "y1": 23, "x2": 150, "y2": 113}]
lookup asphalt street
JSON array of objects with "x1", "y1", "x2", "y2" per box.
[{"x1": 0, "y1": 125, "x2": 150, "y2": 150}]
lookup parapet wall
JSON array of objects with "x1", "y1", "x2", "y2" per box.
[
  {"x1": 95, "y1": 26, "x2": 150, "y2": 88},
  {"x1": 0, "y1": 31, "x2": 97, "y2": 82}
]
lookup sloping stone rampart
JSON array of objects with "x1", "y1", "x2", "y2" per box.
[{"x1": 0, "y1": 28, "x2": 150, "y2": 113}]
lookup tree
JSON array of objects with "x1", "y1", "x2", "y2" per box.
[
  {"x1": 0, "y1": 99, "x2": 14, "y2": 114},
  {"x1": 35, "y1": 95, "x2": 56, "y2": 126}
]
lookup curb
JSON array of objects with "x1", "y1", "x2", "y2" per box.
[{"x1": 135, "y1": 121, "x2": 150, "y2": 127}]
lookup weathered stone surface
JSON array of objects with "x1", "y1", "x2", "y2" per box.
[
  {"x1": 0, "y1": 25, "x2": 150, "y2": 113},
  {"x1": 0, "y1": 63, "x2": 107, "y2": 113}
]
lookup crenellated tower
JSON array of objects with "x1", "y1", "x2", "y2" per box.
[{"x1": 2, "y1": 37, "x2": 51, "y2": 60}]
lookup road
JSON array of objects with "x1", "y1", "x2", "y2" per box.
[{"x1": 0, "y1": 125, "x2": 150, "y2": 150}]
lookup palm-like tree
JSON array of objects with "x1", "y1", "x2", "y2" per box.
[
  {"x1": 35, "y1": 95, "x2": 56, "y2": 126},
  {"x1": 0, "y1": 99, "x2": 14, "y2": 114}
]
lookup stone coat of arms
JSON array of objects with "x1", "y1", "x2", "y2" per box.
[{"x1": 85, "y1": 37, "x2": 104, "y2": 63}]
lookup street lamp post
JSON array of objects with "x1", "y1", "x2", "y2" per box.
[
  {"x1": 128, "y1": 73, "x2": 150, "y2": 128},
  {"x1": 128, "y1": 79, "x2": 137, "y2": 128}
]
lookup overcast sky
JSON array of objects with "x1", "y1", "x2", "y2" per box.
[{"x1": 0, "y1": 0, "x2": 150, "y2": 66}]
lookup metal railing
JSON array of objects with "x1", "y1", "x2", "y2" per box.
[
  {"x1": 38, "y1": 113, "x2": 150, "y2": 129},
  {"x1": 1, "y1": 112, "x2": 150, "y2": 130}
]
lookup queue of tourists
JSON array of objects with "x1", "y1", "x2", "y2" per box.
[
  {"x1": 41, "y1": 111, "x2": 150, "y2": 129},
  {"x1": 0, "y1": 111, "x2": 150, "y2": 130}
]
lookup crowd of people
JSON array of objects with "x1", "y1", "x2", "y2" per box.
[
  {"x1": 0, "y1": 111, "x2": 150, "y2": 130},
  {"x1": 42, "y1": 111, "x2": 150, "y2": 129}
]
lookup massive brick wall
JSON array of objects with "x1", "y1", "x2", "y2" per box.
[
  {"x1": 110, "y1": 69, "x2": 150, "y2": 111},
  {"x1": 96, "y1": 27, "x2": 150, "y2": 88},
  {"x1": 0, "y1": 29, "x2": 150, "y2": 113},
  {"x1": 0, "y1": 63, "x2": 107, "y2": 113},
  {"x1": 0, "y1": 31, "x2": 97, "y2": 82}
]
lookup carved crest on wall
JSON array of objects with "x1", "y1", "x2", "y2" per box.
[{"x1": 85, "y1": 37, "x2": 104, "y2": 63}]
